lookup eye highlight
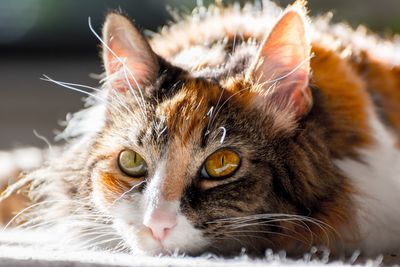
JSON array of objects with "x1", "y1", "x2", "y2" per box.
[
  {"x1": 118, "y1": 149, "x2": 148, "y2": 177},
  {"x1": 201, "y1": 149, "x2": 241, "y2": 179}
]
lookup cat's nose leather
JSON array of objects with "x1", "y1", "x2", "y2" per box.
[{"x1": 143, "y1": 210, "x2": 177, "y2": 241}]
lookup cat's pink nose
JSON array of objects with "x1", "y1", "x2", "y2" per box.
[{"x1": 143, "y1": 210, "x2": 177, "y2": 241}]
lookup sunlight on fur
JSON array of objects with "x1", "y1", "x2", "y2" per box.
[{"x1": 1, "y1": 0, "x2": 400, "y2": 265}]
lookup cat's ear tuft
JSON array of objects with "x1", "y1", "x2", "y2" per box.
[
  {"x1": 102, "y1": 12, "x2": 159, "y2": 92},
  {"x1": 247, "y1": 1, "x2": 312, "y2": 119}
]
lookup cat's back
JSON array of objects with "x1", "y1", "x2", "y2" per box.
[
  {"x1": 150, "y1": 1, "x2": 400, "y2": 143},
  {"x1": 151, "y1": 2, "x2": 400, "y2": 66}
]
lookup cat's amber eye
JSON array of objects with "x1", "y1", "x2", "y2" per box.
[
  {"x1": 118, "y1": 150, "x2": 148, "y2": 177},
  {"x1": 201, "y1": 149, "x2": 241, "y2": 179}
]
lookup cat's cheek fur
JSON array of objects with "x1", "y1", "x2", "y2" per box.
[
  {"x1": 91, "y1": 178, "x2": 162, "y2": 254},
  {"x1": 161, "y1": 214, "x2": 209, "y2": 254}
]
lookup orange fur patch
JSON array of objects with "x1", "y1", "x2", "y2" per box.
[
  {"x1": 311, "y1": 44, "x2": 374, "y2": 158},
  {"x1": 0, "y1": 192, "x2": 27, "y2": 226},
  {"x1": 160, "y1": 79, "x2": 220, "y2": 143},
  {"x1": 163, "y1": 140, "x2": 191, "y2": 201},
  {"x1": 99, "y1": 172, "x2": 131, "y2": 203},
  {"x1": 356, "y1": 57, "x2": 400, "y2": 147}
]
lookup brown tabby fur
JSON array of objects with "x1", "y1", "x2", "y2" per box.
[{"x1": 1, "y1": 0, "x2": 399, "y2": 258}]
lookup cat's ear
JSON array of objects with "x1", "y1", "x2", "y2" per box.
[
  {"x1": 246, "y1": 2, "x2": 312, "y2": 119},
  {"x1": 102, "y1": 13, "x2": 159, "y2": 92}
]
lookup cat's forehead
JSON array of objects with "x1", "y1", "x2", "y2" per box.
[
  {"x1": 151, "y1": 77, "x2": 285, "y2": 146},
  {"x1": 156, "y1": 78, "x2": 222, "y2": 141}
]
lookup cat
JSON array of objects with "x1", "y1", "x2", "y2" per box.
[{"x1": 2, "y1": 0, "x2": 400, "y2": 258}]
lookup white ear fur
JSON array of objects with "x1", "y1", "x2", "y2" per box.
[
  {"x1": 102, "y1": 13, "x2": 159, "y2": 92},
  {"x1": 247, "y1": 1, "x2": 312, "y2": 118}
]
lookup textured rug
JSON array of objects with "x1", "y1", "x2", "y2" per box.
[{"x1": 0, "y1": 230, "x2": 394, "y2": 267}]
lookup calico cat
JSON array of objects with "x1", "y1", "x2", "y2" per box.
[{"x1": 2, "y1": 0, "x2": 400, "y2": 257}]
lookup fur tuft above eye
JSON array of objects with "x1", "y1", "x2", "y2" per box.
[
  {"x1": 201, "y1": 149, "x2": 241, "y2": 179},
  {"x1": 118, "y1": 149, "x2": 148, "y2": 177}
]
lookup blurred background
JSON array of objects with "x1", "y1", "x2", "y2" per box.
[{"x1": 0, "y1": 0, "x2": 399, "y2": 150}]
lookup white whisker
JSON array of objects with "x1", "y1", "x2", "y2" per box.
[
  {"x1": 110, "y1": 181, "x2": 145, "y2": 207},
  {"x1": 41, "y1": 75, "x2": 102, "y2": 102},
  {"x1": 219, "y1": 126, "x2": 227, "y2": 144}
]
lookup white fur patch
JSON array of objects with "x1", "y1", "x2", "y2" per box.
[{"x1": 335, "y1": 112, "x2": 400, "y2": 255}]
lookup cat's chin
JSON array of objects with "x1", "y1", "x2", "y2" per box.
[{"x1": 128, "y1": 227, "x2": 166, "y2": 255}]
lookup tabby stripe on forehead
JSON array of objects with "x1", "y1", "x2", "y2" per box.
[
  {"x1": 151, "y1": 121, "x2": 168, "y2": 144},
  {"x1": 154, "y1": 60, "x2": 186, "y2": 101}
]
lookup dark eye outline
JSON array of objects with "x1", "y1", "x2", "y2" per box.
[
  {"x1": 117, "y1": 149, "x2": 148, "y2": 178},
  {"x1": 200, "y1": 148, "x2": 241, "y2": 180}
]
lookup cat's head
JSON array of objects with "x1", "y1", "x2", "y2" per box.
[{"x1": 87, "y1": 2, "x2": 350, "y2": 256}]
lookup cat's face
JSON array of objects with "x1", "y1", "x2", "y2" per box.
[
  {"x1": 85, "y1": 6, "x2": 349, "y2": 255},
  {"x1": 89, "y1": 77, "x2": 299, "y2": 255}
]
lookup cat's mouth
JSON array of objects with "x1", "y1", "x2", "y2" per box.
[
  {"x1": 117, "y1": 220, "x2": 208, "y2": 256},
  {"x1": 141, "y1": 226, "x2": 186, "y2": 255}
]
